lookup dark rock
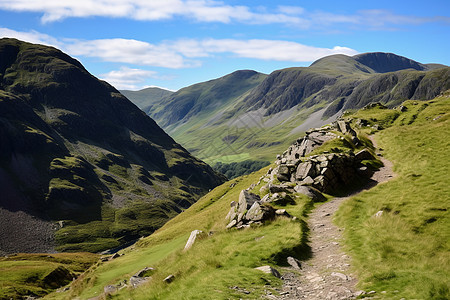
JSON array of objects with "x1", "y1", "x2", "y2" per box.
[
  {"x1": 272, "y1": 193, "x2": 296, "y2": 206},
  {"x1": 287, "y1": 256, "x2": 302, "y2": 269},
  {"x1": 269, "y1": 184, "x2": 294, "y2": 194},
  {"x1": 355, "y1": 148, "x2": 375, "y2": 161},
  {"x1": 294, "y1": 185, "x2": 326, "y2": 202}
]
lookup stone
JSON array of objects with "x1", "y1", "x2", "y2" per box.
[
  {"x1": 331, "y1": 272, "x2": 348, "y2": 280},
  {"x1": 238, "y1": 190, "x2": 260, "y2": 214},
  {"x1": 287, "y1": 256, "x2": 302, "y2": 269},
  {"x1": 275, "y1": 209, "x2": 291, "y2": 218},
  {"x1": 129, "y1": 276, "x2": 150, "y2": 288},
  {"x1": 225, "y1": 206, "x2": 237, "y2": 221},
  {"x1": 184, "y1": 230, "x2": 202, "y2": 251},
  {"x1": 260, "y1": 194, "x2": 270, "y2": 203},
  {"x1": 355, "y1": 149, "x2": 374, "y2": 161},
  {"x1": 269, "y1": 184, "x2": 294, "y2": 193},
  {"x1": 276, "y1": 173, "x2": 290, "y2": 182},
  {"x1": 109, "y1": 253, "x2": 121, "y2": 260},
  {"x1": 299, "y1": 176, "x2": 314, "y2": 186},
  {"x1": 163, "y1": 274, "x2": 175, "y2": 283},
  {"x1": 134, "y1": 267, "x2": 155, "y2": 278},
  {"x1": 273, "y1": 193, "x2": 296, "y2": 206},
  {"x1": 245, "y1": 202, "x2": 275, "y2": 222},
  {"x1": 294, "y1": 185, "x2": 326, "y2": 202},
  {"x1": 296, "y1": 162, "x2": 315, "y2": 180},
  {"x1": 374, "y1": 210, "x2": 383, "y2": 218},
  {"x1": 104, "y1": 285, "x2": 117, "y2": 294},
  {"x1": 278, "y1": 165, "x2": 290, "y2": 176},
  {"x1": 226, "y1": 219, "x2": 237, "y2": 229},
  {"x1": 255, "y1": 266, "x2": 281, "y2": 278}
]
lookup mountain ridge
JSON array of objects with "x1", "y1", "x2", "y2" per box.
[
  {"x1": 125, "y1": 52, "x2": 449, "y2": 165},
  {"x1": 0, "y1": 38, "x2": 225, "y2": 253}
]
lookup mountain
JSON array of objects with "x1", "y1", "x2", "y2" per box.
[
  {"x1": 40, "y1": 93, "x2": 449, "y2": 300},
  {"x1": 125, "y1": 52, "x2": 449, "y2": 165},
  {"x1": 0, "y1": 38, "x2": 225, "y2": 253},
  {"x1": 120, "y1": 87, "x2": 173, "y2": 109}
]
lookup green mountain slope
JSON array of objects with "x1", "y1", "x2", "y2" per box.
[
  {"x1": 48, "y1": 93, "x2": 449, "y2": 300},
  {"x1": 125, "y1": 52, "x2": 448, "y2": 166},
  {"x1": 0, "y1": 38, "x2": 225, "y2": 253},
  {"x1": 120, "y1": 87, "x2": 173, "y2": 110}
]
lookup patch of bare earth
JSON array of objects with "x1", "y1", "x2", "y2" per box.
[{"x1": 269, "y1": 136, "x2": 395, "y2": 300}]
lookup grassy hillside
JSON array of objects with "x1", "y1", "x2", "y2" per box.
[
  {"x1": 0, "y1": 252, "x2": 98, "y2": 299},
  {"x1": 0, "y1": 38, "x2": 225, "y2": 254},
  {"x1": 125, "y1": 53, "x2": 448, "y2": 165},
  {"x1": 120, "y1": 87, "x2": 173, "y2": 109},
  {"x1": 46, "y1": 165, "x2": 317, "y2": 299},
  {"x1": 335, "y1": 93, "x2": 450, "y2": 299},
  {"x1": 42, "y1": 93, "x2": 449, "y2": 300}
]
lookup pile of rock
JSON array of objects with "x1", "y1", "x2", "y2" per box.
[
  {"x1": 225, "y1": 120, "x2": 377, "y2": 229},
  {"x1": 225, "y1": 190, "x2": 293, "y2": 229},
  {"x1": 263, "y1": 120, "x2": 374, "y2": 194}
]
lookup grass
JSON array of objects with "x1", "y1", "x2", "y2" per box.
[
  {"x1": 0, "y1": 253, "x2": 98, "y2": 299},
  {"x1": 335, "y1": 94, "x2": 450, "y2": 299},
  {"x1": 47, "y1": 166, "x2": 314, "y2": 299}
]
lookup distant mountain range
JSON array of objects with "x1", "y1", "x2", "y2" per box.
[
  {"x1": 0, "y1": 38, "x2": 225, "y2": 253},
  {"x1": 123, "y1": 52, "x2": 449, "y2": 164}
]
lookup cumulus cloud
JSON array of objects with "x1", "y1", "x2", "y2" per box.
[
  {"x1": 100, "y1": 66, "x2": 158, "y2": 90},
  {"x1": 0, "y1": 0, "x2": 308, "y2": 26},
  {"x1": 0, "y1": 1, "x2": 446, "y2": 30},
  {"x1": 1, "y1": 27, "x2": 358, "y2": 68}
]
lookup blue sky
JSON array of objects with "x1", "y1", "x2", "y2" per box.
[{"x1": 0, "y1": 0, "x2": 449, "y2": 91}]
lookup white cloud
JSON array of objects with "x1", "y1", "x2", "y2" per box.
[
  {"x1": 0, "y1": 27, "x2": 358, "y2": 67},
  {"x1": 0, "y1": 0, "x2": 308, "y2": 26},
  {"x1": 100, "y1": 66, "x2": 158, "y2": 90},
  {"x1": 0, "y1": 1, "x2": 446, "y2": 30},
  {"x1": 0, "y1": 27, "x2": 61, "y2": 48}
]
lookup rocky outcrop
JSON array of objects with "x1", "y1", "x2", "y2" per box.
[
  {"x1": 226, "y1": 190, "x2": 277, "y2": 229},
  {"x1": 225, "y1": 120, "x2": 379, "y2": 230},
  {"x1": 267, "y1": 121, "x2": 372, "y2": 194}
]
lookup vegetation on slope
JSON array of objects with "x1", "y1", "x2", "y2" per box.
[
  {"x1": 0, "y1": 38, "x2": 225, "y2": 253},
  {"x1": 213, "y1": 160, "x2": 270, "y2": 179},
  {"x1": 125, "y1": 53, "x2": 448, "y2": 166},
  {"x1": 48, "y1": 166, "x2": 317, "y2": 299},
  {"x1": 335, "y1": 93, "x2": 450, "y2": 299},
  {"x1": 0, "y1": 253, "x2": 98, "y2": 299}
]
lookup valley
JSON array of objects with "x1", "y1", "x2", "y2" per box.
[{"x1": 0, "y1": 38, "x2": 448, "y2": 300}]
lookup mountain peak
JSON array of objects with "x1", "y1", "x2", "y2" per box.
[{"x1": 353, "y1": 52, "x2": 427, "y2": 73}]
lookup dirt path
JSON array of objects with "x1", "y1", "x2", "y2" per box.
[{"x1": 270, "y1": 137, "x2": 395, "y2": 300}]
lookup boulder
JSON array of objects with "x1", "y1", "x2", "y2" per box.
[
  {"x1": 238, "y1": 190, "x2": 260, "y2": 214},
  {"x1": 355, "y1": 149, "x2": 375, "y2": 161},
  {"x1": 134, "y1": 267, "x2": 155, "y2": 278},
  {"x1": 129, "y1": 276, "x2": 150, "y2": 288},
  {"x1": 294, "y1": 185, "x2": 326, "y2": 202},
  {"x1": 287, "y1": 256, "x2": 302, "y2": 269},
  {"x1": 184, "y1": 230, "x2": 202, "y2": 251},
  {"x1": 272, "y1": 193, "x2": 296, "y2": 206},
  {"x1": 245, "y1": 202, "x2": 275, "y2": 222},
  {"x1": 269, "y1": 184, "x2": 294, "y2": 194},
  {"x1": 296, "y1": 162, "x2": 315, "y2": 180},
  {"x1": 255, "y1": 266, "x2": 281, "y2": 278}
]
